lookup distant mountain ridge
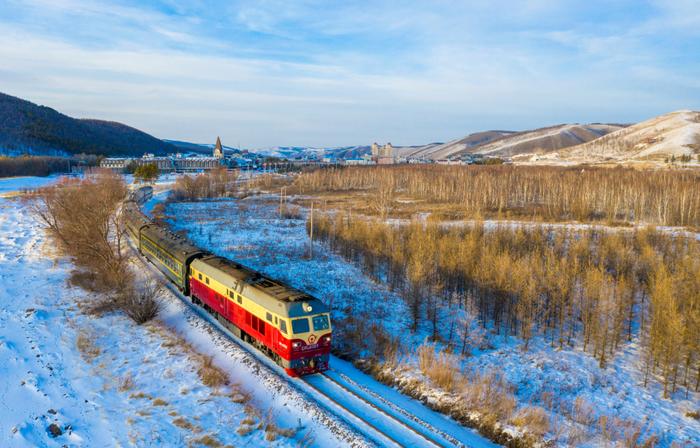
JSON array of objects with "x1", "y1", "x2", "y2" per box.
[
  {"x1": 548, "y1": 110, "x2": 700, "y2": 163},
  {"x1": 397, "y1": 124, "x2": 625, "y2": 161},
  {"x1": 0, "y1": 92, "x2": 176, "y2": 157}
]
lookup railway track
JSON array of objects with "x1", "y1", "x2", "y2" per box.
[
  {"x1": 132, "y1": 243, "x2": 477, "y2": 447},
  {"x1": 303, "y1": 372, "x2": 465, "y2": 448}
]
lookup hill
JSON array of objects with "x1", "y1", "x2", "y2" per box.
[
  {"x1": 546, "y1": 110, "x2": 700, "y2": 164},
  {"x1": 396, "y1": 131, "x2": 514, "y2": 160},
  {"x1": 400, "y1": 125, "x2": 624, "y2": 161},
  {"x1": 0, "y1": 92, "x2": 176, "y2": 157}
]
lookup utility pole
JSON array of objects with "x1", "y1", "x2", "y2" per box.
[
  {"x1": 279, "y1": 186, "x2": 287, "y2": 218},
  {"x1": 309, "y1": 201, "x2": 314, "y2": 259}
]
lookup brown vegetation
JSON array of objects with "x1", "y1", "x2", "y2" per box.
[
  {"x1": 29, "y1": 170, "x2": 130, "y2": 290},
  {"x1": 312, "y1": 213, "x2": 700, "y2": 398},
  {"x1": 170, "y1": 167, "x2": 239, "y2": 200},
  {"x1": 28, "y1": 170, "x2": 163, "y2": 324},
  {"x1": 295, "y1": 165, "x2": 700, "y2": 227},
  {"x1": 197, "y1": 355, "x2": 229, "y2": 388},
  {"x1": 0, "y1": 155, "x2": 72, "y2": 178},
  {"x1": 121, "y1": 280, "x2": 164, "y2": 324}
]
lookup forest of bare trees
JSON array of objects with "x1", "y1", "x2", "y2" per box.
[
  {"x1": 27, "y1": 170, "x2": 161, "y2": 322},
  {"x1": 170, "y1": 167, "x2": 239, "y2": 200},
  {"x1": 295, "y1": 165, "x2": 700, "y2": 227},
  {"x1": 312, "y1": 213, "x2": 700, "y2": 398}
]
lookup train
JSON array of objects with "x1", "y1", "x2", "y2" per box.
[
  {"x1": 122, "y1": 192, "x2": 331, "y2": 376},
  {"x1": 127, "y1": 185, "x2": 153, "y2": 204}
]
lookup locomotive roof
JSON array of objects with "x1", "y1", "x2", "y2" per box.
[{"x1": 192, "y1": 256, "x2": 329, "y2": 318}]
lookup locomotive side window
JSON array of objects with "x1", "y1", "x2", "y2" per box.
[
  {"x1": 237, "y1": 295, "x2": 242, "y2": 304},
  {"x1": 198, "y1": 273, "x2": 202, "y2": 281},
  {"x1": 312, "y1": 314, "x2": 330, "y2": 331},
  {"x1": 266, "y1": 312, "x2": 272, "y2": 322},
  {"x1": 205, "y1": 277, "x2": 209, "y2": 285},
  {"x1": 292, "y1": 318, "x2": 310, "y2": 334},
  {"x1": 279, "y1": 320, "x2": 288, "y2": 334}
]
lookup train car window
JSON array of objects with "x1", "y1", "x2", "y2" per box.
[
  {"x1": 274, "y1": 316, "x2": 278, "y2": 324},
  {"x1": 292, "y1": 318, "x2": 310, "y2": 334},
  {"x1": 205, "y1": 277, "x2": 209, "y2": 285},
  {"x1": 237, "y1": 295, "x2": 242, "y2": 304},
  {"x1": 266, "y1": 312, "x2": 272, "y2": 322},
  {"x1": 312, "y1": 314, "x2": 330, "y2": 331},
  {"x1": 260, "y1": 321, "x2": 266, "y2": 336},
  {"x1": 198, "y1": 273, "x2": 202, "y2": 281},
  {"x1": 279, "y1": 320, "x2": 288, "y2": 334}
]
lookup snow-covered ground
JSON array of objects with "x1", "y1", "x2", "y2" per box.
[
  {"x1": 0, "y1": 179, "x2": 361, "y2": 447},
  {"x1": 165, "y1": 196, "x2": 700, "y2": 447},
  {"x1": 0, "y1": 175, "x2": 66, "y2": 196}
]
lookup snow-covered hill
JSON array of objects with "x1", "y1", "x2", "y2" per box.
[
  {"x1": 400, "y1": 125, "x2": 624, "y2": 161},
  {"x1": 548, "y1": 110, "x2": 700, "y2": 163}
]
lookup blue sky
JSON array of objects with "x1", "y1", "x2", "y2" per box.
[{"x1": 1, "y1": 0, "x2": 699, "y2": 147}]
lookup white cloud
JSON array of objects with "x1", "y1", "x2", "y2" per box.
[{"x1": 0, "y1": 0, "x2": 698, "y2": 147}]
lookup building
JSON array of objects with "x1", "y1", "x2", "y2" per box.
[
  {"x1": 370, "y1": 142, "x2": 396, "y2": 164},
  {"x1": 213, "y1": 136, "x2": 224, "y2": 159},
  {"x1": 173, "y1": 157, "x2": 222, "y2": 171},
  {"x1": 100, "y1": 156, "x2": 173, "y2": 171},
  {"x1": 101, "y1": 136, "x2": 228, "y2": 172}
]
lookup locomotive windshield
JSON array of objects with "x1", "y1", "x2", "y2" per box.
[
  {"x1": 292, "y1": 318, "x2": 310, "y2": 334},
  {"x1": 312, "y1": 314, "x2": 330, "y2": 331}
]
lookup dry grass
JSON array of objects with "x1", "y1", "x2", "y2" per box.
[
  {"x1": 129, "y1": 391, "x2": 150, "y2": 400},
  {"x1": 118, "y1": 373, "x2": 135, "y2": 392},
  {"x1": 152, "y1": 398, "x2": 168, "y2": 406},
  {"x1": 76, "y1": 329, "x2": 101, "y2": 361},
  {"x1": 236, "y1": 425, "x2": 255, "y2": 436},
  {"x1": 172, "y1": 416, "x2": 202, "y2": 433},
  {"x1": 229, "y1": 387, "x2": 251, "y2": 404},
  {"x1": 417, "y1": 343, "x2": 459, "y2": 392},
  {"x1": 511, "y1": 406, "x2": 550, "y2": 437},
  {"x1": 197, "y1": 356, "x2": 229, "y2": 388},
  {"x1": 597, "y1": 415, "x2": 659, "y2": 447},
  {"x1": 188, "y1": 434, "x2": 224, "y2": 447},
  {"x1": 570, "y1": 396, "x2": 596, "y2": 426},
  {"x1": 460, "y1": 370, "x2": 517, "y2": 421},
  {"x1": 259, "y1": 408, "x2": 296, "y2": 441},
  {"x1": 279, "y1": 204, "x2": 303, "y2": 220}
]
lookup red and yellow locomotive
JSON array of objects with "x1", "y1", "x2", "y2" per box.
[{"x1": 123, "y1": 199, "x2": 331, "y2": 376}]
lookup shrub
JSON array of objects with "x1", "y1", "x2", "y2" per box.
[
  {"x1": 461, "y1": 370, "x2": 517, "y2": 421},
  {"x1": 120, "y1": 280, "x2": 164, "y2": 324},
  {"x1": 571, "y1": 396, "x2": 596, "y2": 426},
  {"x1": 417, "y1": 343, "x2": 459, "y2": 392},
  {"x1": 511, "y1": 406, "x2": 550, "y2": 437}
]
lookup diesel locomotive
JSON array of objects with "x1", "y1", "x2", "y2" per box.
[{"x1": 123, "y1": 197, "x2": 331, "y2": 376}]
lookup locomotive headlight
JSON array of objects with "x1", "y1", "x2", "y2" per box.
[
  {"x1": 292, "y1": 341, "x2": 302, "y2": 350},
  {"x1": 303, "y1": 302, "x2": 313, "y2": 313},
  {"x1": 322, "y1": 335, "x2": 331, "y2": 344}
]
